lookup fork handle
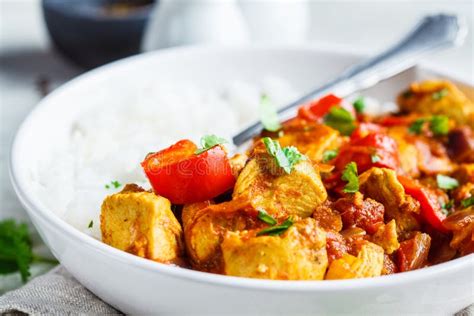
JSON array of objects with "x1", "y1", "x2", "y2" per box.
[{"x1": 233, "y1": 14, "x2": 466, "y2": 146}]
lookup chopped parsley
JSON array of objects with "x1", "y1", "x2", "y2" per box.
[
  {"x1": 324, "y1": 106, "x2": 356, "y2": 136},
  {"x1": 0, "y1": 219, "x2": 58, "y2": 283},
  {"x1": 260, "y1": 94, "x2": 282, "y2": 132},
  {"x1": 257, "y1": 217, "x2": 294, "y2": 236},
  {"x1": 195, "y1": 135, "x2": 228, "y2": 155},
  {"x1": 436, "y1": 174, "x2": 459, "y2": 190},
  {"x1": 257, "y1": 209, "x2": 277, "y2": 226},
  {"x1": 105, "y1": 181, "x2": 122, "y2": 189},
  {"x1": 353, "y1": 97, "x2": 365, "y2": 114},
  {"x1": 341, "y1": 162, "x2": 359, "y2": 193},
  {"x1": 461, "y1": 196, "x2": 474, "y2": 208},
  {"x1": 371, "y1": 154, "x2": 381, "y2": 163},
  {"x1": 441, "y1": 199, "x2": 454, "y2": 213},
  {"x1": 262, "y1": 138, "x2": 305, "y2": 174},
  {"x1": 432, "y1": 88, "x2": 448, "y2": 101},
  {"x1": 408, "y1": 115, "x2": 449, "y2": 136},
  {"x1": 88, "y1": 220, "x2": 94, "y2": 228},
  {"x1": 409, "y1": 118, "x2": 426, "y2": 134},
  {"x1": 429, "y1": 115, "x2": 449, "y2": 136},
  {"x1": 322, "y1": 149, "x2": 338, "y2": 163}
]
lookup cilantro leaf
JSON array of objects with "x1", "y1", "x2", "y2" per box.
[
  {"x1": 0, "y1": 219, "x2": 59, "y2": 283},
  {"x1": 341, "y1": 162, "x2": 359, "y2": 193},
  {"x1": 436, "y1": 174, "x2": 459, "y2": 190},
  {"x1": 409, "y1": 118, "x2": 426, "y2": 134},
  {"x1": 262, "y1": 138, "x2": 305, "y2": 174},
  {"x1": 461, "y1": 196, "x2": 474, "y2": 208},
  {"x1": 429, "y1": 115, "x2": 449, "y2": 136},
  {"x1": 260, "y1": 94, "x2": 282, "y2": 132},
  {"x1": 353, "y1": 97, "x2": 365, "y2": 114},
  {"x1": 0, "y1": 220, "x2": 33, "y2": 282},
  {"x1": 195, "y1": 135, "x2": 228, "y2": 155},
  {"x1": 257, "y1": 217, "x2": 293, "y2": 236},
  {"x1": 322, "y1": 149, "x2": 338, "y2": 163},
  {"x1": 324, "y1": 106, "x2": 356, "y2": 136},
  {"x1": 432, "y1": 88, "x2": 448, "y2": 101},
  {"x1": 257, "y1": 209, "x2": 277, "y2": 226},
  {"x1": 88, "y1": 220, "x2": 94, "y2": 228}
]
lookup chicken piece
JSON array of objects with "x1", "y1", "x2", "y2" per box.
[
  {"x1": 229, "y1": 153, "x2": 248, "y2": 178},
  {"x1": 397, "y1": 80, "x2": 474, "y2": 128},
  {"x1": 332, "y1": 192, "x2": 385, "y2": 234},
  {"x1": 100, "y1": 185, "x2": 183, "y2": 263},
  {"x1": 182, "y1": 197, "x2": 262, "y2": 272},
  {"x1": 277, "y1": 119, "x2": 343, "y2": 162},
  {"x1": 221, "y1": 218, "x2": 328, "y2": 280},
  {"x1": 371, "y1": 220, "x2": 400, "y2": 254},
  {"x1": 325, "y1": 242, "x2": 384, "y2": 280},
  {"x1": 233, "y1": 149, "x2": 328, "y2": 219},
  {"x1": 359, "y1": 167, "x2": 420, "y2": 233},
  {"x1": 388, "y1": 126, "x2": 454, "y2": 176}
]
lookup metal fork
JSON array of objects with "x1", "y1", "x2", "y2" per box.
[{"x1": 232, "y1": 14, "x2": 467, "y2": 146}]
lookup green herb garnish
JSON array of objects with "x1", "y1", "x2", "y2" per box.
[
  {"x1": 461, "y1": 196, "x2": 474, "y2": 208},
  {"x1": 322, "y1": 149, "x2": 338, "y2": 163},
  {"x1": 441, "y1": 199, "x2": 454, "y2": 211},
  {"x1": 432, "y1": 88, "x2": 448, "y2": 101},
  {"x1": 257, "y1": 217, "x2": 293, "y2": 236},
  {"x1": 260, "y1": 94, "x2": 282, "y2": 132},
  {"x1": 353, "y1": 97, "x2": 365, "y2": 114},
  {"x1": 409, "y1": 118, "x2": 426, "y2": 134},
  {"x1": 324, "y1": 106, "x2": 357, "y2": 136},
  {"x1": 341, "y1": 162, "x2": 359, "y2": 193},
  {"x1": 257, "y1": 209, "x2": 277, "y2": 226},
  {"x1": 0, "y1": 219, "x2": 58, "y2": 283},
  {"x1": 195, "y1": 135, "x2": 228, "y2": 155},
  {"x1": 262, "y1": 138, "x2": 305, "y2": 174},
  {"x1": 436, "y1": 174, "x2": 459, "y2": 190},
  {"x1": 429, "y1": 115, "x2": 449, "y2": 136},
  {"x1": 105, "y1": 181, "x2": 121, "y2": 189},
  {"x1": 371, "y1": 154, "x2": 381, "y2": 163},
  {"x1": 88, "y1": 220, "x2": 93, "y2": 228}
]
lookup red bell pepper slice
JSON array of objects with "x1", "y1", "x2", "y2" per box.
[{"x1": 398, "y1": 175, "x2": 448, "y2": 233}]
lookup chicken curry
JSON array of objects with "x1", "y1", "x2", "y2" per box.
[{"x1": 100, "y1": 80, "x2": 474, "y2": 280}]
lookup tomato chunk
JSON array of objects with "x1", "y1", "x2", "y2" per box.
[
  {"x1": 334, "y1": 132, "x2": 400, "y2": 174},
  {"x1": 397, "y1": 232, "x2": 431, "y2": 272},
  {"x1": 398, "y1": 175, "x2": 448, "y2": 233},
  {"x1": 142, "y1": 140, "x2": 236, "y2": 204}
]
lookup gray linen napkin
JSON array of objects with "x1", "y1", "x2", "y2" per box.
[
  {"x1": 0, "y1": 266, "x2": 122, "y2": 315},
  {"x1": 0, "y1": 266, "x2": 472, "y2": 316}
]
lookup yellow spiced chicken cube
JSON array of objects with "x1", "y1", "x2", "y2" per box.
[
  {"x1": 233, "y1": 146, "x2": 328, "y2": 219},
  {"x1": 325, "y1": 242, "x2": 384, "y2": 280},
  {"x1": 221, "y1": 218, "x2": 328, "y2": 280},
  {"x1": 100, "y1": 185, "x2": 183, "y2": 263}
]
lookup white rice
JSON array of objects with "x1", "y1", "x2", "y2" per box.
[{"x1": 36, "y1": 77, "x2": 299, "y2": 239}]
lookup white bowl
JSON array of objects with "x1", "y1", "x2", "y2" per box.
[{"x1": 10, "y1": 46, "x2": 474, "y2": 315}]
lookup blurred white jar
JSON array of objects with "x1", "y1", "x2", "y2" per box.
[
  {"x1": 142, "y1": 0, "x2": 250, "y2": 51},
  {"x1": 239, "y1": 0, "x2": 310, "y2": 44}
]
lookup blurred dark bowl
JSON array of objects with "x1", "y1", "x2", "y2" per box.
[{"x1": 42, "y1": 0, "x2": 156, "y2": 69}]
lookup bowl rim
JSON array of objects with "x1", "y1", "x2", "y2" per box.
[{"x1": 9, "y1": 44, "x2": 474, "y2": 292}]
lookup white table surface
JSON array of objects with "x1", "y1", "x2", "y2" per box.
[{"x1": 0, "y1": 1, "x2": 473, "y2": 295}]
